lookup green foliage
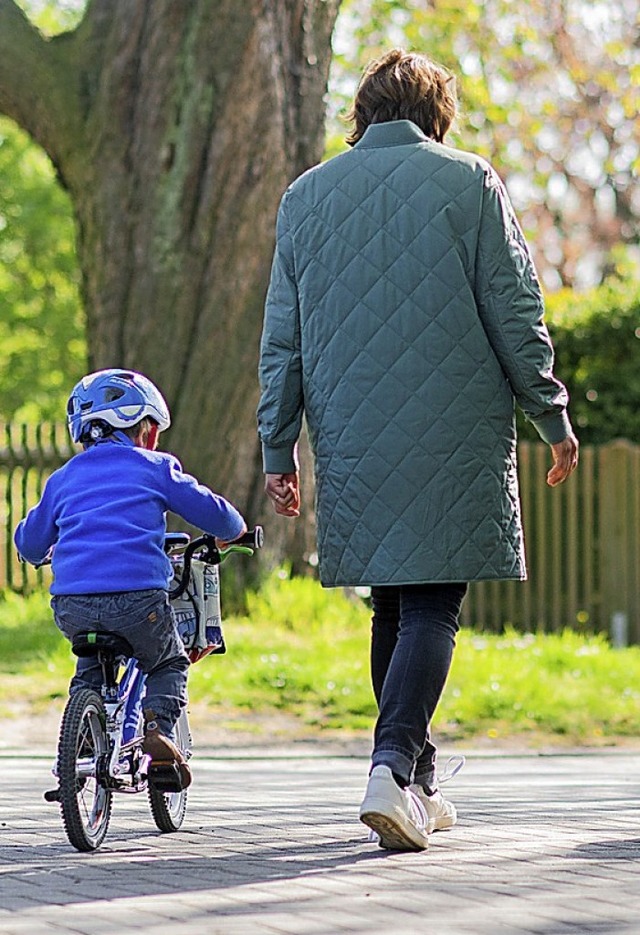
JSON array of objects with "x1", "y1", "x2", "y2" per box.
[
  {"x1": 443, "y1": 628, "x2": 640, "y2": 743},
  {"x1": 0, "y1": 2, "x2": 86, "y2": 423},
  {"x1": 3, "y1": 575, "x2": 640, "y2": 744},
  {"x1": 0, "y1": 118, "x2": 85, "y2": 421},
  {"x1": 0, "y1": 589, "x2": 68, "y2": 671},
  {"x1": 0, "y1": 590, "x2": 72, "y2": 713},
  {"x1": 547, "y1": 276, "x2": 640, "y2": 444},
  {"x1": 330, "y1": 0, "x2": 640, "y2": 290},
  {"x1": 14, "y1": 0, "x2": 85, "y2": 35},
  {"x1": 190, "y1": 570, "x2": 373, "y2": 729},
  {"x1": 516, "y1": 271, "x2": 640, "y2": 444}
]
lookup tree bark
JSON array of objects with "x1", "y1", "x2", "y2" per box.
[{"x1": 0, "y1": 0, "x2": 341, "y2": 562}]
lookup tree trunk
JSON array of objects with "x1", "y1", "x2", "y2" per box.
[{"x1": 0, "y1": 0, "x2": 341, "y2": 563}]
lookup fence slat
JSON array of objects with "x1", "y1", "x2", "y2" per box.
[
  {"x1": 581, "y1": 446, "x2": 595, "y2": 630},
  {"x1": 630, "y1": 446, "x2": 640, "y2": 643},
  {"x1": 534, "y1": 444, "x2": 548, "y2": 631},
  {"x1": 519, "y1": 442, "x2": 533, "y2": 631},
  {"x1": 566, "y1": 457, "x2": 579, "y2": 627}
]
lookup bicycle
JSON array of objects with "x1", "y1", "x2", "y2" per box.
[{"x1": 42, "y1": 526, "x2": 263, "y2": 852}]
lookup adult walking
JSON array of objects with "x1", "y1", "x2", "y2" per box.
[{"x1": 257, "y1": 49, "x2": 578, "y2": 851}]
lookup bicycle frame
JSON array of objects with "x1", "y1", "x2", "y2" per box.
[
  {"x1": 65, "y1": 656, "x2": 150, "y2": 792},
  {"x1": 105, "y1": 658, "x2": 150, "y2": 791}
]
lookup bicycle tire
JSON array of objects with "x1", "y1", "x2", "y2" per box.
[
  {"x1": 58, "y1": 689, "x2": 112, "y2": 851},
  {"x1": 147, "y1": 708, "x2": 190, "y2": 832}
]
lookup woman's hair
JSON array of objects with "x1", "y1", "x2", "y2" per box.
[{"x1": 346, "y1": 48, "x2": 457, "y2": 146}]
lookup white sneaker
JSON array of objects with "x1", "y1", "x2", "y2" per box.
[
  {"x1": 409, "y1": 754, "x2": 465, "y2": 832},
  {"x1": 409, "y1": 787, "x2": 456, "y2": 831},
  {"x1": 359, "y1": 765, "x2": 429, "y2": 851}
]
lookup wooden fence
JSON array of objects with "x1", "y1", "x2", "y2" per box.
[
  {"x1": 461, "y1": 439, "x2": 640, "y2": 644},
  {"x1": 1, "y1": 423, "x2": 75, "y2": 592},
  {"x1": 2, "y1": 424, "x2": 639, "y2": 643}
]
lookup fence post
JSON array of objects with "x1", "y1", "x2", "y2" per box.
[{"x1": 598, "y1": 440, "x2": 636, "y2": 643}]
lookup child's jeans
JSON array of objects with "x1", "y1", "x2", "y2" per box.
[{"x1": 51, "y1": 589, "x2": 189, "y2": 735}]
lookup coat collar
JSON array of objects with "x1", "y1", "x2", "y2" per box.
[{"x1": 354, "y1": 120, "x2": 431, "y2": 149}]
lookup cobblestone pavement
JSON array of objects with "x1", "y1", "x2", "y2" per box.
[{"x1": 1, "y1": 748, "x2": 640, "y2": 934}]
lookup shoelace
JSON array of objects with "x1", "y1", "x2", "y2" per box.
[{"x1": 437, "y1": 754, "x2": 465, "y2": 785}]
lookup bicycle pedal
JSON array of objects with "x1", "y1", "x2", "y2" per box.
[
  {"x1": 148, "y1": 762, "x2": 185, "y2": 793},
  {"x1": 44, "y1": 788, "x2": 61, "y2": 803}
]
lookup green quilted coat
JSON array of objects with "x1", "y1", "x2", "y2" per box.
[{"x1": 258, "y1": 121, "x2": 572, "y2": 587}]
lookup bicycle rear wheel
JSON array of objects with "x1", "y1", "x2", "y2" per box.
[
  {"x1": 58, "y1": 689, "x2": 112, "y2": 851},
  {"x1": 148, "y1": 708, "x2": 190, "y2": 832}
]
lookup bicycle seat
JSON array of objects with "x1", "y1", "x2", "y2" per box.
[{"x1": 72, "y1": 631, "x2": 135, "y2": 659}]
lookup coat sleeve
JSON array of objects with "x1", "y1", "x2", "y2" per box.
[
  {"x1": 257, "y1": 191, "x2": 303, "y2": 474},
  {"x1": 474, "y1": 166, "x2": 573, "y2": 445}
]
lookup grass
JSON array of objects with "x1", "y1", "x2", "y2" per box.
[{"x1": 2, "y1": 573, "x2": 640, "y2": 746}]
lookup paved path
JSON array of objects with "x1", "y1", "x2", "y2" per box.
[{"x1": 1, "y1": 748, "x2": 640, "y2": 934}]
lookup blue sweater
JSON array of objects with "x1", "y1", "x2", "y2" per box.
[{"x1": 14, "y1": 434, "x2": 246, "y2": 595}]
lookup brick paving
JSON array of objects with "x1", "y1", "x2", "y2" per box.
[{"x1": 1, "y1": 747, "x2": 640, "y2": 934}]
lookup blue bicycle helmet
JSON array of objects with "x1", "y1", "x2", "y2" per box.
[{"x1": 67, "y1": 369, "x2": 171, "y2": 443}]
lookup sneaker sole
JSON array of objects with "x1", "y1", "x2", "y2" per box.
[{"x1": 360, "y1": 803, "x2": 429, "y2": 852}]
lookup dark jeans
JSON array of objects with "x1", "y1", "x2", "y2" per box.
[
  {"x1": 370, "y1": 582, "x2": 468, "y2": 792},
  {"x1": 51, "y1": 589, "x2": 190, "y2": 735}
]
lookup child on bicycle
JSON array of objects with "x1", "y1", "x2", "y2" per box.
[{"x1": 14, "y1": 368, "x2": 247, "y2": 788}]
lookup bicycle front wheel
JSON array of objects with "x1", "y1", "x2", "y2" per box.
[
  {"x1": 148, "y1": 708, "x2": 190, "y2": 832},
  {"x1": 58, "y1": 689, "x2": 112, "y2": 852}
]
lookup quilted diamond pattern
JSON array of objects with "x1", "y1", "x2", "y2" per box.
[{"x1": 258, "y1": 121, "x2": 570, "y2": 586}]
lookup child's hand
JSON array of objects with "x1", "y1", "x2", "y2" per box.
[{"x1": 215, "y1": 525, "x2": 247, "y2": 551}]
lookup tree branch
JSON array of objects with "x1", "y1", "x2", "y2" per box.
[{"x1": 0, "y1": 0, "x2": 83, "y2": 179}]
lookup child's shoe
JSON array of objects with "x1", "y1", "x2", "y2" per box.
[{"x1": 142, "y1": 712, "x2": 192, "y2": 789}]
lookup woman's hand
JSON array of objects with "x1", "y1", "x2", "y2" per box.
[
  {"x1": 265, "y1": 473, "x2": 301, "y2": 516},
  {"x1": 547, "y1": 434, "x2": 579, "y2": 487}
]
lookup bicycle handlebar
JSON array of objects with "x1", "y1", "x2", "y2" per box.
[
  {"x1": 228, "y1": 527, "x2": 264, "y2": 551},
  {"x1": 22, "y1": 526, "x2": 264, "y2": 583},
  {"x1": 168, "y1": 526, "x2": 264, "y2": 599}
]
